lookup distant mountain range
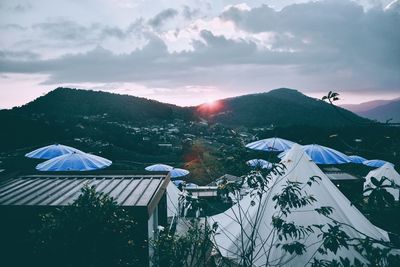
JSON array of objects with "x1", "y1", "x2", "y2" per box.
[
  {"x1": 0, "y1": 87, "x2": 368, "y2": 151},
  {"x1": 341, "y1": 97, "x2": 400, "y2": 123}
]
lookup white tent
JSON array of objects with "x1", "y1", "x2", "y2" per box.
[
  {"x1": 209, "y1": 145, "x2": 389, "y2": 266},
  {"x1": 167, "y1": 181, "x2": 181, "y2": 217},
  {"x1": 365, "y1": 163, "x2": 400, "y2": 201}
]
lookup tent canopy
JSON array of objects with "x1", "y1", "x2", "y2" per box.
[
  {"x1": 167, "y1": 181, "x2": 182, "y2": 217},
  {"x1": 363, "y1": 159, "x2": 394, "y2": 168},
  {"x1": 209, "y1": 145, "x2": 388, "y2": 266},
  {"x1": 365, "y1": 163, "x2": 400, "y2": 201}
]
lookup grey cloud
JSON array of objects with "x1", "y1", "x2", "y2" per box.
[
  {"x1": 0, "y1": 0, "x2": 399, "y2": 95},
  {"x1": 0, "y1": 24, "x2": 27, "y2": 31},
  {"x1": 32, "y1": 20, "x2": 101, "y2": 41},
  {"x1": 221, "y1": 1, "x2": 400, "y2": 70},
  {"x1": 182, "y1": 5, "x2": 200, "y2": 20},
  {"x1": 0, "y1": 50, "x2": 40, "y2": 60},
  {"x1": 0, "y1": 2, "x2": 33, "y2": 12},
  {"x1": 12, "y1": 3, "x2": 33, "y2": 12},
  {"x1": 148, "y1": 8, "x2": 179, "y2": 29},
  {"x1": 385, "y1": 0, "x2": 400, "y2": 13},
  {"x1": 29, "y1": 18, "x2": 147, "y2": 47}
]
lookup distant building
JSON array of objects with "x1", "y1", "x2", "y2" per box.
[
  {"x1": 185, "y1": 186, "x2": 219, "y2": 198},
  {"x1": 0, "y1": 173, "x2": 169, "y2": 267},
  {"x1": 208, "y1": 174, "x2": 241, "y2": 186},
  {"x1": 158, "y1": 143, "x2": 173, "y2": 148},
  {"x1": 167, "y1": 128, "x2": 180, "y2": 134},
  {"x1": 322, "y1": 167, "x2": 363, "y2": 201},
  {"x1": 158, "y1": 143, "x2": 172, "y2": 146}
]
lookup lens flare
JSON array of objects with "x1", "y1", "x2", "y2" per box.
[{"x1": 196, "y1": 99, "x2": 225, "y2": 116}]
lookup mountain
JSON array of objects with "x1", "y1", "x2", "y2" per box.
[
  {"x1": 0, "y1": 88, "x2": 193, "y2": 151},
  {"x1": 340, "y1": 98, "x2": 400, "y2": 113},
  {"x1": 0, "y1": 87, "x2": 368, "y2": 152},
  {"x1": 359, "y1": 100, "x2": 400, "y2": 123},
  {"x1": 340, "y1": 97, "x2": 400, "y2": 123},
  {"x1": 196, "y1": 88, "x2": 368, "y2": 127},
  {"x1": 12, "y1": 87, "x2": 193, "y2": 123}
]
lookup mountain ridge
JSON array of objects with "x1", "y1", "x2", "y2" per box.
[
  {"x1": 196, "y1": 88, "x2": 368, "y2": 127},
  {"x1": 4, "y1": 87, "x2": 370, "y2": 128},
  {"x1": 0, "y1": 87, "x2": 370, "y2": 151},
  {"x1": 340, "y1": 97, "x2": 400, "y2": 113},
  {"x1": 340, "y1": 97, "x2": 400, "y2": 123}
]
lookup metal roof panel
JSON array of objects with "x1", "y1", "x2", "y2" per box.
[{"x1": 0, "y1": 174, "x2": 168, "y2": 208}]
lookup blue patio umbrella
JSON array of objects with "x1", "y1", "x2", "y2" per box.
[
  {"x1": 261, "y1": 162, "x2": 274, "y2": 170},
  {"x1": 36, "y1": 151, "x2": 112, "y2": 171},
  {"x1": 172, "y1": 180, "x2": 185, "y2": 187},
  {"x1": 246, "y1": 159, "x2": 269, "y2": 168},
  {"x1": 349, "y1": 155, "x2": 368, "y2": 164},
  {"x1": 169, "y1": 168, "x2": 190, "y2": 179},
  {"x1": 25, "y1": 144, "x2": 81, "y2": 159},
  {"x1": 145, "y1": 164, "x2": 173, "y2": 172},
  {"x1": 279, "y1": 144, "x2": 351, "y2": 164},
  {"x1": 245, "y1": 137, "x2": 296, "y2": 152},
  {"x1": 363, "y1": 159, "x2": 394, "y2": 168},
  {"x1": 185, "y1": 183, "x2": 198, "y2": 188}
]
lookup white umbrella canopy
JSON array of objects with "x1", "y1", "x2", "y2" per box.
[
  {"x1": 145, "y1": 164, "x2": 173, "y2": 172},
  {"x1": 245, "y1": 137, "x2": 296, "y2": 152},
  {"x1": 25, "y1": 144, "x2": 82, "y2": 159},
  {"x1": 36, "y1": 151, "x2": 112, "y2": 171},
  {"x1": 169, "y1": 168, "x2": 190, "y2": 178}
]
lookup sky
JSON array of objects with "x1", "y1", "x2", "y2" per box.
[{"x1": 0, "y1": 0, "x2": 399, "y2": 108}]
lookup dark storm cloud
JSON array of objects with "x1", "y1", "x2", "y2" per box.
[{"x1": 148, "y1": 8, "x2": 179, "y2": 29}]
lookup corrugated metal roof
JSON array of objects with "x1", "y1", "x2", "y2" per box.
[
  {"x1": 0, "y1": 175, "x2": 168, "y2": 207},
  {"x1": 325, "y1": 172, "x2": 360, "y2": 181}
]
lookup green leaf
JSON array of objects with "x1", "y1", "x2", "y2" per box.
[{"x1": 370, "y1": 176, "x2": 381, "y2": 187}]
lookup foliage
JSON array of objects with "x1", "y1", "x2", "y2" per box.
[
  {"x1": 32, "y1": 186, "x2": 140, "y2": 267},
  {"x1": 151, "y1": 219, "x2": 216, "y2": 267},
  {"x1": 364, "y1": 176, "x2": 397, "y2": 209},
  {"x1": 203, "y1": 164, "x2": 400, "y2": 266},
  {"x1": 322, "y1": 91, "x2": 340, "y2": 104}
]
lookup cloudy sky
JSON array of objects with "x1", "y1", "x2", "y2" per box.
[{"x1": 0, "y1": 0, "x2": 399, "y2": 108}]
